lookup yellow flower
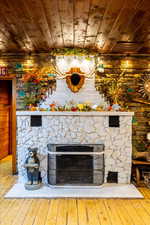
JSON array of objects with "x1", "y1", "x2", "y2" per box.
[{"x1": 77, "y1": 104, "x2": 84, "y2": 110}]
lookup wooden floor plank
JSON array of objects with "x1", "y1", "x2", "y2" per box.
[
  {"x1": 0, "y1": 199, "x2": 15, "y2": 219},
  {"x1": 45, "y1": 199, "x2": 59, "y2": 225},
  {"x1": 11, "y1": 199, "x2": 33, "y2": 225},
  {"x1": 56, "y1": 199, "x2": 68, "y2": 225},
  {"x1": 120, "y1": 199, "x2": 147, "y2": 225},
  {"x1": 110, "y1": 200, "x2": 135, "y2": 225},
  {"x1": 138, "y1": 187, "x2": 147, "y2": 198},
  {"x1": 130, "y1": 199, "x2": 150, "y2": 225},
  {"x1": 22, "y1": 200, "x2": 43, "y2": 225},
  {"x1": 142, "y1": 188, "x2": 150, "y2": 199},
  {"x1": 77, "y1": 199, "x2": 88, "y2": 225},
  {"x1": 103, "y1": 199, "x2": 124, "y2": 225},
  {"x1": 95, "y1": 199, "x2": 112, "y2": 225},
  {"x1": 32, "y1": 200, "x2": 50, "y2": 225},
  {"x1": 140, "y1": 199, "x2": 150, "y2": 216},
  {"x1": 84, "y1": 199, "x2": 101, "y2": 225},
  {"x1": 1, "y1": 199, "x2": 25, "y2": 225},
  {"x1": 1, "y1": 156, "x2": 150, "y2": 225},
  {"x1": 67, "y1": 199, "x2": 78, "y2": 225}
]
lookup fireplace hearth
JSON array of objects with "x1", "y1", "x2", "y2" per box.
[{"x1": 47, "y1": 144, "x2": 104, "y2": 186}]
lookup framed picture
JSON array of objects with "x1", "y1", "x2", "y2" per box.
[{"x1": 0, "y1": 67, "x2": 8, "y2": 76}]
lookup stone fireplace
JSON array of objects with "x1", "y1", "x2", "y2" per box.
[{"x1": 16, "y1": 111, "x2": 134, "y2": 185}]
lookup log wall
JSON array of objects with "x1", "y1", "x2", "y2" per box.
[{"x1": 0, "y1": 54, "x2": 149, "y2": 153}]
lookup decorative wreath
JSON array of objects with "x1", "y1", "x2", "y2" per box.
[{"x1": 139, "y1": 73, "x2": 150, "y2": 99}]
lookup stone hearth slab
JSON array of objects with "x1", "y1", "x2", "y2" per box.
[{"x1": 5, "y1": 183, "x2": 143, "y2": 199}]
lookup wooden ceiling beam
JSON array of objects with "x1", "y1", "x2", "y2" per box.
[
  {"x1": 100, "y1": 0, "x2": 139, "y2": 52},
  {"x1": 123, "y1": 0, "x2": 150, "y2": 42},
  {"x1": 109, "y1": 0, "x2": 149, "y2": 53},
  {"x1": 1, "y1": 0, "x2": 39, "y2": 51},
  {"x1": 0, "y1": 24, "x2": 14, "y2": 51},
  {"x1": 101, "y1": 0, "x2": 128, "y2": 52},
  {"x1": 42, "y1": 0, "x2": 64, "y2": 48},
  {"x1": 19, "y1": 0, "x2": 44, "y2": 51},
  {"x1": 0, "y1": 0, "x2": 149, "y2": 53},
  {"x1": 84, "y1": 0, "x2": 107, "y2": 48},
  {"x1": 74, "y1": 0, "x2": 90, "y2": 48},
  {"x1": 57, "y1": 0, "x2": 74, "y2": 47},
  {"x1": 9, "y1": 0, "x2": 39, "y2": 51},
  {"x1": 22, "y1": 0, "x2": 54, "y2": 50},
  {"x1": 93, "y1": 0, "x2": 110, "y2": 50},
  {"x1": 0, "y1": 0, "x2": 29, "y2": 51},
  {"x1": 94, "y1": 0, "x2": 127, "y2": 51}
]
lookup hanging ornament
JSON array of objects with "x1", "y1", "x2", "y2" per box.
[
  {"x1": 139, "y1": 74, "x2": 150, "y2": 99},
  {"x1": 15, "y1": 63, "x2": 23, "y2": 69},
  {"x1": 18, "y1": 90, "x2": 25, "y2": 97}
]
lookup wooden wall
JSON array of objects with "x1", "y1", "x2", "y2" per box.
[
  {"x1": 0, "y1": 54, "x2": 149, "y2": 153},
  {"x1": 95, "y1": 56, "x2": 150, "y2": 153}
]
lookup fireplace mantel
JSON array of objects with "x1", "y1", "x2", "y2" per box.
[{"x1": 16, "y1": 111, "x2": 134, "y2": 116}]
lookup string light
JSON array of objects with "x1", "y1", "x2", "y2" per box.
[
  {"x1": 147, "y1": 133, "x2": 150, "y2": 141},
  {"x1": 55, "y1": 56, "x2": 95, "y2": 78},
  {"x1": 0, "y1": 60, "x2": 7, "y2": 66}
]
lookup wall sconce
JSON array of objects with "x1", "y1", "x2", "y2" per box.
[
  {"x1": 25, "y1": 59, "x2": 34, "y2": 66},
  {"x1": 0, "y1": 60, "x2": 7, "y2": 67},
  {"x1": 147, "y1": 132, "x2": 150, "y2": 141},
  {"x1": 56, "y1": 56, "x2": 95, "y2": 74},
  {"x1": 121, "y1": 58, "x2": 133, "y2": 71},
  {"x1": 56, "y1": 57, "x2": 68, "y2": 73},
  {"x1": 71, "y1": 57, "x2": 79, "y2": 68}
]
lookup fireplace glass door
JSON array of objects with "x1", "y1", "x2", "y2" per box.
[
  {"x1": 56, "y1": 146, "x2": 93, "y2": 184},
  {"x1": 47, "y1": 144, "x2": 104, "y2": 186}
]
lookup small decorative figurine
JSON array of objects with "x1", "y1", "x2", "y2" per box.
[{"x1": 24, "y1": 147, "x2": 42, "y2": 190}]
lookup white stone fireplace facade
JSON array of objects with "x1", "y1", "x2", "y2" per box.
[{"x1": 17, "y1": 111, "x2": 134, "y2": 185}]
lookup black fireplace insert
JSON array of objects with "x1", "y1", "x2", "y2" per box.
[{"x1": 47, "y1": 144, "x2": 104, "y2": 186}]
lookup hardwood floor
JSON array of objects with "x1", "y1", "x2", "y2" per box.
[{"x1": 1, "y1": 156, "x2": 150, "y2": 225}]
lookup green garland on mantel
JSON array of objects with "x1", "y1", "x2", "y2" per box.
[
  {"x1": 49, "y1": 47, "x2": 99, "y2": 56},
  {"x1": 49, "y1": 47, "x2": 150, "y2": 58}
]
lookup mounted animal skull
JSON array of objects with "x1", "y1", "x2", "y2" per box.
[{"x1": 51, "y1": 61, "x2": 96, "y2": 92}]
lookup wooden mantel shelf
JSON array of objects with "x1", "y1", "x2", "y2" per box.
[{"x1": 16, "y1": 111, "x2": 134, "y2": 116}]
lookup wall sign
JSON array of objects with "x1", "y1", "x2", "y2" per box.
[{"x1": 0, "y1": 67, "x2": 8, "y2": 76}]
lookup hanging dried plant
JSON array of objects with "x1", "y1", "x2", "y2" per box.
[{"x1": 21, "y1": 68, "x2": 56, "y2": 108}]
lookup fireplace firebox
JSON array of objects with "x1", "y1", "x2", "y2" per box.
[{"x1": 47, "y1": 144, "x2": 104, "y2": 186}]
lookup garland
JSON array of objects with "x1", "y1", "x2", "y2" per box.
[
  {"x1": 49, "y1": 47, "x2": 99, "y2": 56},
  {"x1": 49, "y1": 47, "x2": 150, "y2": 59}
]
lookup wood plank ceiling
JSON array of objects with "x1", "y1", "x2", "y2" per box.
[{"x1": 0, "y1": 0, "x2": 149, "y2": 54}]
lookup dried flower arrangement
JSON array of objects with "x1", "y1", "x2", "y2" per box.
[{"x1": 21, "y1": 70, "x2": 56, "y2": 108}]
